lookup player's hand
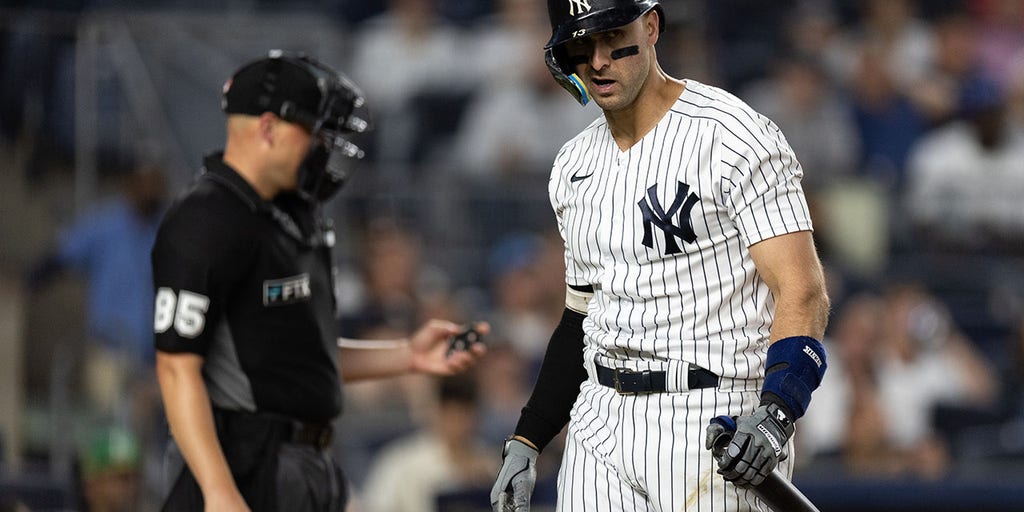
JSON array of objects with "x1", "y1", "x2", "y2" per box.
[
  {"x1": 705, "y1": 415, "x2": 736, "y2": 457},
  {"x1": 491, "y1": 437, "x2": 538, "y2": 512},
  {"x1": 408, "y1": 320, "x2": 488, "y2": 376},
  {"x1": 708, "y1": 403, "x2": 794, "y2": 487}
]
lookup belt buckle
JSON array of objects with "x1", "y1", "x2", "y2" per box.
[
  {"x1": 315, "y1": 425, "x2": 332, "y2": 450},
  {"x1": 613, "y1": 368, "x2": 640, "y2": 395}
]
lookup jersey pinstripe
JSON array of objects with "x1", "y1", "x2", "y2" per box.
[{"x1": 549, "y1": 80, "x2": 810, "y2": 511}]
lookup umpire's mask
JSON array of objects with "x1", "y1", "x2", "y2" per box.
[{"x1": 223, "y1": 50, "x2": 370, "y2": 201}]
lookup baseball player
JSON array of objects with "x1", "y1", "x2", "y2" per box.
[
  {"x1": 153, "y1": 51, "x2": 485, "y2": 512},
  {"x1": 491, "y1": 1, "x2": 830, "y2": 511}
]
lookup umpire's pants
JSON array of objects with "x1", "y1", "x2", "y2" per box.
[{"x1": 162, "y1": 420, "x2": 347, "y2": 511}]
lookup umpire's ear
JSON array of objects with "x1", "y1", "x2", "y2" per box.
[{"x1": 257, "y1": 112, "x2": 280, "y2": 145}]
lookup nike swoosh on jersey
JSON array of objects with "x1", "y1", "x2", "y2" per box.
[{"x1": 570, "y1": 170, "x2": 594, "y2": 183}]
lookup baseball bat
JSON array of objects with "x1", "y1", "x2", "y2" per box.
[
  {"x1": 709, "y1": 427, "x2": 820, "y2": 512},
  {"x1": 744, "y1": 468, "x2": 820, "y2": 512}
]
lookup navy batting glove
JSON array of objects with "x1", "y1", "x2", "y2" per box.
[
  {"x1": 491, "y1": 437, "x2": 538, "y2": 512},
  {"x1": 715, "y1": 403, "x2": 794, "y2": 487}
]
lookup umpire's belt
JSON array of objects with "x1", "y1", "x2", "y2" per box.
[
  {"x1": 213, "y1": 408, "x2": 334, "y2": 450},
  {"x1": 289, "y1": 420, "x2": 333, "y2": 450},
  {"x1": 596, "y1": 363, "x2": 719, "y2": 395}
]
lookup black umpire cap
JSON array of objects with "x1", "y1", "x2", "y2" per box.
[{"x1": 222, "y1": 50, "x2": 325, "y2": 129}]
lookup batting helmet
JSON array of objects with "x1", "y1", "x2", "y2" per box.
[
  {"x1": 544, "y1": 0, "x2": 664, "y2": 105},
  {"x1": 223, "y1": 50, "x2": 370, "y2": 201}
]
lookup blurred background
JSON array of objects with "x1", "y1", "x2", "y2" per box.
[{"x1": 1, "y1": 0, "x2": 1024, "y2": 510}]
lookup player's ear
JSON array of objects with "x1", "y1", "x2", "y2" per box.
[{"x1": 645, "y1": 10, "x2": 660, "y2": 45}]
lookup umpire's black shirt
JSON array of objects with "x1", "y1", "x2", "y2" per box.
[{"x1": 153, "y1": 154, "x2": 342, "y2": 422}]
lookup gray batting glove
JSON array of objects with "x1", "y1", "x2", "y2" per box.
[
  {"x1": 490, "y1": 437, "x2": 538, "y2": 512},
  {"x1": 714, "y1": 402, "x2": 794, "y2": 487}
]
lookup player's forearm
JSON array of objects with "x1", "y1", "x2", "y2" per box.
[
  {"x1": 763, "y1": 286, "x2": 829, "y2": 420},
  {"x1": 768, "y1": 282, "x2": 829, "y2": 343},
  {"x1": 750, "y1": 232, "x2": 830, "y2": 343},
  {"x1": 514, "y1": 308, "x2": 588, "y2": 451},
  {"x1": 156, "y1": 352, "x2": 239, "y2": 499}
]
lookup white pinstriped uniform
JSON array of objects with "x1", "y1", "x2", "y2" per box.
[{"x1": 550, "y1": 80, "x2": 812, "y2": 511}]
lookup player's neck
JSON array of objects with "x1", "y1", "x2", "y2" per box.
[{"x1": 605, "y1": 69, "x2": 684, "y2": 151}]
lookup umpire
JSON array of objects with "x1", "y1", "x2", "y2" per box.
[{"x1": 152, "y1": 51, "x2": 486, "y2": 512}]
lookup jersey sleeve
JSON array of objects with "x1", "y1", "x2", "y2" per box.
[
  {"x1": 548, "y1": 147, "x2": 589, "y2": 290},
  {"x1": 151, "y1": 200, "x2": 242, "y2": 356},
  {"x1": 718, "y1": 115, "x2": 813, "y2": 247}
]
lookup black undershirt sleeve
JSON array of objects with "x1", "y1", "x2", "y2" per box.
[{"x1": 513, "y1": 307, "x2": 588, "y2": 451}]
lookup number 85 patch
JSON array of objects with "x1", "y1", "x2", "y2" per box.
[{"x1": 154, "y1": 287, "x2": 210, "y2": 338}]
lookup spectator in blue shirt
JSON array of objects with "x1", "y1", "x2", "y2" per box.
[{"x1": 28, "y1": 166, "x2": 167, "y2": 417}]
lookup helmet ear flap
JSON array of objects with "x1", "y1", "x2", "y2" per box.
[{"x1": 545, "y1": 47, "x2": 590, "y2": 106}]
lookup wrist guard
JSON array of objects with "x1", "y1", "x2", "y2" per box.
[{"x1": 760, "y1": 336, "x2": 827, "y2": 419}]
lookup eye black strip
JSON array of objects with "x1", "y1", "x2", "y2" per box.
[{"x1": 611, "y1": 45, "x2": 639, "y2": 60}]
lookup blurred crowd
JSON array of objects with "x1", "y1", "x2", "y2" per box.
[{"x1": 3, "y1": 0, "x2": 1024, "y2": 510}]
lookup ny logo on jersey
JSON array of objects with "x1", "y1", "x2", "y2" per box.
[
  {"x1": 567, "y1": 0, "x2": 592, "y2": 16},
  {"x1": 637, "y1": 181, "x2": 699, "y2": 255}
]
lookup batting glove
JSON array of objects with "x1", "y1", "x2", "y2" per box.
[
  {"x1": 708, "y1": 402, "x2": 794, "y2": 487},
  {"x1": 491, "y1": 437, "x2": 538, "y2": 512}
]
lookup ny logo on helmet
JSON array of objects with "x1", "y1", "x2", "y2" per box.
[{"x1": 568, "y1": 0, "x2": 592, "y2": 16}]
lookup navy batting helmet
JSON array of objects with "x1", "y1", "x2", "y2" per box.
[{"x1": 544, "y1": 0, "x2": 664, "y2": 105}]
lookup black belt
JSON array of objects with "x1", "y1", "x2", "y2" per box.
[
  {"x1": 213, "y1": 408, "x2": 333, "y2": 450},
  {"x1": 595, "y1": 363, "x2": 719, "y2": 395}
]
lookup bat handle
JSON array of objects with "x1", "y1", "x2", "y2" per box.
[{"x1": 757, "y1": 471, "x2": 821, "y2": 512}]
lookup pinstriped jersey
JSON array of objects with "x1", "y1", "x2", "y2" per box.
[{"x1": 549, "y1": 80, "x2": 813, "y2": 382}]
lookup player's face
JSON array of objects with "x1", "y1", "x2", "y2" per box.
[{"x1": 564, "y1": 17, "x2": 652, "y2": 112}]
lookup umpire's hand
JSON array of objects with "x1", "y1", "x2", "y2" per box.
[
  {"x1": 408, "y1": 320, "x2": 488, "y2": 376},
  {"x1": 706, "y1": 402, "x2": 795, "y2": 487},
  {"x1": 491, "y1": 437, "x2": 538, "y2": 512}
]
